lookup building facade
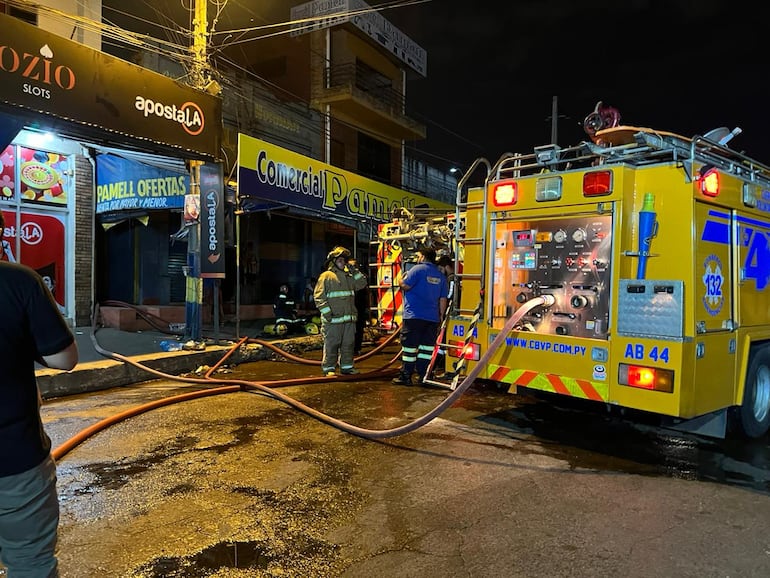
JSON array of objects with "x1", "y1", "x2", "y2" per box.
[
  {"x1": 0, "y1": 2, "x2": 221, "y2": 326},
  {"x1": 214, "y1": 0, "x2": 438, "y2": 309},
  {"x1": 2, "y1": 0, "x2": 449, "y2": 327}
]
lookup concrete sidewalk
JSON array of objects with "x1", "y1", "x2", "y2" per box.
[
  {"x1": 36, "y1": 322, "x2": 322, "y2": 400},
  {"x1": 73, "y1": 316, "x2": 276, "y2": 363}
]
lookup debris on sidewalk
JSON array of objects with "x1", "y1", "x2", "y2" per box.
[
  {"x1": 159, "y1": 340, "x2": 183, "y2": 352},
  {"x1": 182, "y1": 340, "x2": 207, "y2": 351}
]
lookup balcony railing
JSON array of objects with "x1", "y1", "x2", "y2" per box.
[{"x1": 323, "y1": 62, "x2": 407, "y2": 116}]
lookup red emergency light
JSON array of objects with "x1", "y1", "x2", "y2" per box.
[
  {"x1": 492, "y1": 181, "x2": 518, "y2": 207},
  {"x1": 618, "y1": 363, "x2": 674, "y2": 393},
  {"x1": 447, "y1": 339, "x2": 480, "y2": 361},
  {"x1": 698, "y1": 167, "x2": 720, "y2": 197},
  {"x1": 583, "y1": 171, "x2": 612, "y2": 196}
]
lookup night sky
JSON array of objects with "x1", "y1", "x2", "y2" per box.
[{"x1": 386, "y1": 0, "x2": 769, "y2": 169}]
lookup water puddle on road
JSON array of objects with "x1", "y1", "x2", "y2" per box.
[{"x1": 135, "y1": 540, "x2": 273, "y2": 576}]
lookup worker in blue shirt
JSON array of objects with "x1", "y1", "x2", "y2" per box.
[{"x1": 392, "y1": 246, "x2": 448, "y2": 385}]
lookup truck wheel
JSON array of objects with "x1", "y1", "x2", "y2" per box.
[{"x1": 737, "y1": 346, "x2": 770, "y2": 439}]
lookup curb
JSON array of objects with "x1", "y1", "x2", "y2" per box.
[{"x1": 38, "y1": 336, "x2": 324, "y2": 399}]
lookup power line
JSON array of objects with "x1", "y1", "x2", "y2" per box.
[{"x1": 9, "y1": 0, "x2": 465, "y2": 194}]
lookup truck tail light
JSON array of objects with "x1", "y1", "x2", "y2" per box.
[
  {"x1": 698, "y1": 167, "x2": 720, "y2": 197},
  {"x1": 583, "y1": 171, "x2": 612, "y2": 196},
  {"x1": 448, "y1": 340, "x2": 480, "y2": 361},
  {"x1": 492, "y1": 181, "x2": 517, "y2": 207},
  {"x1": 618, "y1": 363, "x2": 674, "y2": 393}
]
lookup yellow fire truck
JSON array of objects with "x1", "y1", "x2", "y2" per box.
[{"x1": 376, "y1": 114, "x2": 770, "y2": 439}]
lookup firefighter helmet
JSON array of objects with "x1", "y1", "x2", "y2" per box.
[{"x1": 326, "y1": 246, "x2": 351, "y2": 262}]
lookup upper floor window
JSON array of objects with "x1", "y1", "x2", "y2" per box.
[{"x1": 0, "y1": 2, "x2": 37, "y2": 26}]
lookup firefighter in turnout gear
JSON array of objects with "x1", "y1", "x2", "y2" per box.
[
  {"x1": 314, "y1": 246, "x2": 368, "y2": 376},
  {"x1": 273, "y1": 284, "x2": 297, "y2": 322}
]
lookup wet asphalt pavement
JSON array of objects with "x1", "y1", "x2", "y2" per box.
[{"x1": 36, "y1": 344, "x2": 770, "y2": 577}]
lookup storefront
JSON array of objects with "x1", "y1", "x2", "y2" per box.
[
  {"x1": 0, "y1": 13, "x2": 221, "y2": 326},
  {"x1": 236, "y1": 134, "x2": 451, "y2": 312}
]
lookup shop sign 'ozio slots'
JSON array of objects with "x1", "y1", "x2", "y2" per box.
[{"x1": 0, "y1": 12, "x2": 221, "y2": 159}]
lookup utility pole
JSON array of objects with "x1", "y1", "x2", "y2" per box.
[
  {"x1": 551, "y1": 95, "x2": 558, "y2": 145},
  {"x1": 191, "y1": 0, "x2": 208, "y2": 90},
  {"x1": 546, "y1": 96, "x2": 568, "y2": 146},
  {"x1": 183, "y1": 0, "x2": 208, "y2": 346}
]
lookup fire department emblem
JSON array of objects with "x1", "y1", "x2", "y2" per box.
[{"x1": 701, "y1": 254, "x2": 724, "y2": 316}]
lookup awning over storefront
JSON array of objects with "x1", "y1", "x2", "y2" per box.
[
  {"x1": 90, "y1": 145, "x2": 188, "y2": 173},
  {"x1": 95, "y1": 153, "x2": 189, "y2": 214},
  {"x1": 237, "y1": 134, "x2": 451, "y2": 230}
]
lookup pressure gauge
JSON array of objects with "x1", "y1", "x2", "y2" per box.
[
  {"x1": 571, "y1": 228, "x2": 587, "y2": 243},
  {"x1": 553, "y1": 229, "x2": 567, "y2": 243}
]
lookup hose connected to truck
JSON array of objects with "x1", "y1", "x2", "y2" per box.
[{"x1": 52, "y1": 297, "x2": 553, "y2": 459}]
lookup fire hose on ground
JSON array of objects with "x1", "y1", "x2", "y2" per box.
[{"x1": 51, "y1": 296, "x2": 554, "y2": 460}]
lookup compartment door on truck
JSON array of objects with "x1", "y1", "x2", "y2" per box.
[{"x1": 692, "y1": 202, "x2": 736, "y2": 413}]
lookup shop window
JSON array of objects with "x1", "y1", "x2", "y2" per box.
[
  {"x1": 18, "y1": 148, "x2": 69, "y2": 207},
  {"x1": 1, "y1": 143, "x2": 70, "y2": 314},
  {"x1": 357, "y1": 132, "x2": 391, "y2": 184},
  {"x1": 1, "y1": 146, "x2": 69, "y2": 205}
]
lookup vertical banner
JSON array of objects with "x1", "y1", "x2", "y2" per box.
[{"x1": 199, "y1": 162, "x2": 225, "y2": 278}]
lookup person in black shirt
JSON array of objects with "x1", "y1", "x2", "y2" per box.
[{"x1": 0, "y1": 210, "x2": 78, "y2": 577}]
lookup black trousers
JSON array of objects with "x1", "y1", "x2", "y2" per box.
[{"x1": 399, "y1": 318, "x2": 439, "y2": 380}]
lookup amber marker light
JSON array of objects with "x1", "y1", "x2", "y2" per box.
[{"x1": 698, "y1": 167, "x2": 720, "y2": 197}]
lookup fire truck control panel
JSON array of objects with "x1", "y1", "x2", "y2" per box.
[{"x1": 494, "y1": 215, "x2": 613, "y2": 340}]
